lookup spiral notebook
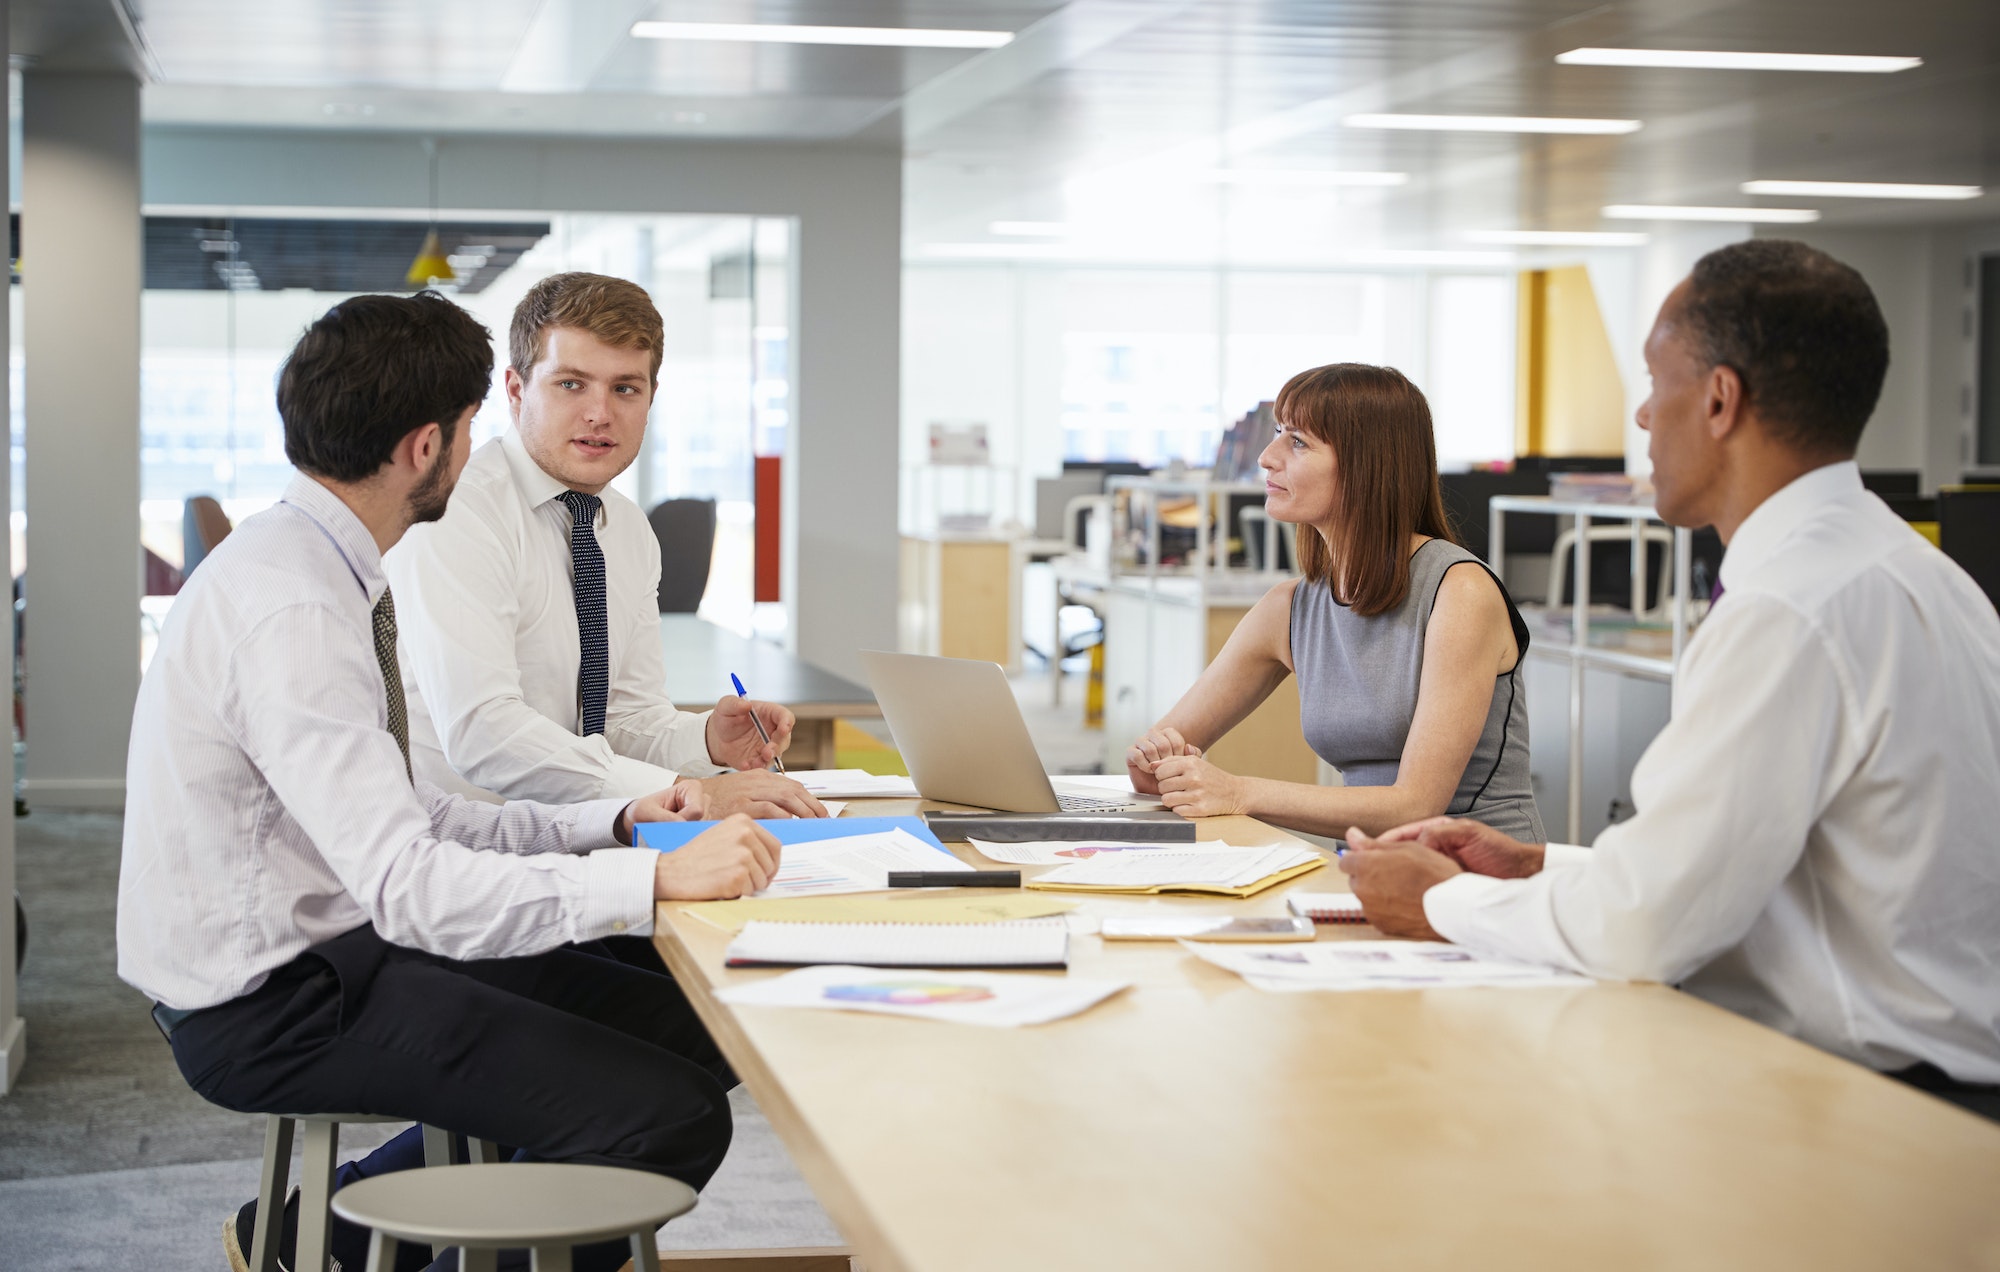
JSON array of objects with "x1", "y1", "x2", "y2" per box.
[
  {"x1": 1287, "y1": 892, "x2": 1369, "y2": 924},
  {"x1": 724, "y1": 919, "x2": 1070, "y2": 970}
]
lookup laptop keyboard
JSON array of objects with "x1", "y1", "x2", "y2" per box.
[{"x1": 1056, "y1": 793, "x2": 1132, "y2": 811}]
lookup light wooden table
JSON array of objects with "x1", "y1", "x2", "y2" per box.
[
  {"x1": 659, "y1": 616, "x2": 880, "y2": 770},
  {"x1": 654, "y1": 805, "x2": 2000, "y2": 1271}
]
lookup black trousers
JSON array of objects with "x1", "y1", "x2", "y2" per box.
[
  {"x1": 1889, "y1": 1062, "x2": 2000, "y2": 1124},
  {"x1": 170, "y1": 926, "x2": 734, "y2": 1270}
]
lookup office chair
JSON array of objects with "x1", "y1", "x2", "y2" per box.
[
  {"x1": 1940, "y1": 487, "x2": 2000, "y2": 609},
  {"x1": 647, "y1": 498, "x2": 717, "y2": 613},
  {"x1": 182, "y1": 496, "x2": 233, "y2": 577}
]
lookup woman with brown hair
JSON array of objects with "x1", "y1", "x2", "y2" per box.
[{"x1": 1126, "y1": 363, "x2": 1544, "y2": 841}]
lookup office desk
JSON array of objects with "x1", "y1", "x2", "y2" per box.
[
  {"x1": 658, "y1": 615, "x2": 879, "y2": 769},
  {"x1": 652, "y1": 804, "x2": 2000, "y2": 1271}
]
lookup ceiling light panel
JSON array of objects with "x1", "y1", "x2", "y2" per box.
[
  {"x1": 630, "y1": 22, "x2": 1014, "y2": 49},
  {"x1": 1602, "y1": 204, "x2": 1820, "y2": 223},
  {"x1": 1466, "y1": 230, "x2": 1650, "y2": 246},
  {"x1": 1204, "y1": 170, "x2": 1408, "y2": 187},
  {"x1": 1557, "y1": 49, "x2": 1921, "y2": 73},
  {"x1": 1740, "y1": 180, "x2": 1983, "y2": 200},
  {"x1": 1345, "y1": 114, "x2": 1642, "y2": 135},
  {"x1": 989, "y1": 221, "x2": 1068, "y2": 236}
]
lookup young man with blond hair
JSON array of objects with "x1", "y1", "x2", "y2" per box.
[{"x1": 386, "y1": 272, "x2": 824, "y2": 819}]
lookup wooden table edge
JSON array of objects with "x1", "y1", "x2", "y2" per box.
[{"x1": 652, "y1": 909, "x2": 910, "y2": 1272}]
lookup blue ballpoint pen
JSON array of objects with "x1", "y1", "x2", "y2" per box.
[{"x1": 729, "y1": 673, "x2": 786, "y2": 774}]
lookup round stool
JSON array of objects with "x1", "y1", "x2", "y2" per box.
[
  {"x1": 246, "y1": 1114, "x2": 503, "y2": 1272},
  {"x1": 330, "y1": 1162, "x2": 697, "y2": 1272}
]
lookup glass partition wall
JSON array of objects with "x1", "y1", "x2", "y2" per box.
[{"x1": 110, "y1": 210, "x2": 790, "y2": 664}]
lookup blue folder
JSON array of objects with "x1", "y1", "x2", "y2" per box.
[{"x1": 635, "y1": 815, "x2": 955, "y2": 859}]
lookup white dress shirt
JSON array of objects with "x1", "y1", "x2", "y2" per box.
[
  {"x1": 1425, "y1": 461, "x2": 2000, "y2": 1082},
  {"x1": 384, "y1": 430, "x2": 720, "y2": 805},
  {"x1": 118, "y1": 474, "x2": 658, "y2": 1011}
]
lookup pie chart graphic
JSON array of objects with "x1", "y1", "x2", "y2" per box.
[{"x1": 823, "y1": 981, "x2": 997, "y2": 1006}]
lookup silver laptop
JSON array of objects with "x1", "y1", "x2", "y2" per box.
[{"x1": 859, "y1": 650, "x2": 1162, "y2": 814}]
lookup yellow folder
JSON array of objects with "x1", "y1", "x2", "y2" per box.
[{"x1": 1024, "y1": 855, "x2": 1325, "y2": 898}]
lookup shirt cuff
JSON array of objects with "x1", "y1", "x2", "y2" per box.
[
  {"x1": 1542, "y1": 842, "x2": 1592, "y2": 871},
  {"x1": 603, "y1": 753, "x2": 687, "y2": 801},
  {"x1": 671, "y1": 709, "x2": 726, "y2": 778},
  {"x1": 1421, "y1": 872, "x2": 1513, "y2": 946},
  {"x1": 571, "y1": 797, "x2": 632, "y2": 851},
  {"x1": 578, "y1": 847, "x2": 659, "y2": 940}
]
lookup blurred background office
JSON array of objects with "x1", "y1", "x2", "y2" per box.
[{"x1": 1, "y1": 8, "x2": 1998, "y2": 1253}]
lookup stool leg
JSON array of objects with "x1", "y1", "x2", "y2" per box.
[
  {"x1": 422, "y1": 1124, "x2": 456, "y2": 1167},
  {"x1": 528, "y1": 1245, "x2": 573, "y2": 1272},
  {"x1": 461, "y1": 1247, "x2": 498, "y2": 1272},
  {"x1": 627, "y1": 1227, "x2": 661, "y2": 1272},
  {"x1": 296, "y1": 1120, "x2": 340, "y2": 1272},
  {"x1": 363, "y1": 1232, "x2": 400, "y2": 1272},
  {"x1": 250, "y1": 1116, "x2": 295, "y2": 1272}
]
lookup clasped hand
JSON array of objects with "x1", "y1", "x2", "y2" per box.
[
  {"x1": 1337, "y1": 817, "x2": 1545, "y2": 939},
  {"x1": 1127, "y1": 726, "x2": 1250, "y2": 818}
]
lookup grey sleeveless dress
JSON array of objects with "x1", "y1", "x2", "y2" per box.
[{"x1": 1289, "y1": 538, "x2": 1545, "y2": 841}]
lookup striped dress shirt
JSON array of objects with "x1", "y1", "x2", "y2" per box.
[{"x1": 117, "y1": 473, "x2": 659, "y2": 1012}]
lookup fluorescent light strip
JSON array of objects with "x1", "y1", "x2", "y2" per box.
[
  {"x1": 1741, "y1": 180, "x2": 1983, "y2": 200},
  {"x1": 988, "y1": 221, "x2": 1069, "y2": 237},
  {"x1": 1467, "y1": 230, "x2": 1650, "y2": 247},
  {"x1": 920, "y1": 243, "x2": 1078, "y2": 260},
  {"x1": 1345, "y1": 113, "x2": 1641, "y2": 135},
  {"x1": 1342, "y1": 249, "x2": 1515, "y2": 267},
  {"x1": 1603, "y1": 204, "x2": 1820, "y2": 223},
  {"x1": 1204, "y1": 169, "x2": 1408, "y2": 187},
  {"x1": 630, "y1": 21, "x2": 1013, "y2": 49},
  {"x1": 1558, "y1": 48, "x2": 1920, "y2": 73}
]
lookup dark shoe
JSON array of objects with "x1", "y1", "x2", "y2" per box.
[{"x1": 223, "y1": 1187, "x2": 343, "y2": 1272}]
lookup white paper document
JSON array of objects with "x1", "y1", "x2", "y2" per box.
[
  {"x1": 1184, "y1": 939, "x2": 1594, "y2": 993},
  {"x1": 1033, "y1": 844, "x2": 1318, "y2": 890},
  {"x1": 725, "y1": 919, "x2": 1070, "y2": 969},
  {"x1": 968, "y1": 837, "x2": 1188, "y2": 866},
  {"x1": 757, "y1": 828, "x2": 971, "y2": 898},
  {"x1": 786, "y1": 769, "x2": 922, "y2": 799},
  {"x1": 717, "y1": 964, "x2": 1128, "y2": 1027}
]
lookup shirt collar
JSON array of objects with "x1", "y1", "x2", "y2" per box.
[
  {"x1": 280, "y1": 472, "x2": 388, "y2": 604},
  {"x1": 500, "y1": 427, "x2": 605, "y2": 526},
  {"x1": 1718, "y1": 459, "x2": 1863, "y2": 591}
]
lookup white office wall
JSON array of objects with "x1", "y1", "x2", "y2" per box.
[
  {"x1": 0, "y1": 0, "x2": 23, "y2": 1095},
  {"x1": 1925, "y1": 220, "x2": 2000, "y2": 482},
  {"x1": 902, "y1": 262, "x2": 1516, "y2": 530},
  {"x1": 1758, "y1": 227, "x2": 1933, "y2": 474}
]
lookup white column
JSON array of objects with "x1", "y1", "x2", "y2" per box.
[
  {"x1": 0, "y1": 0, "x2": 26, "y2": 1095},
  {"x1": 785, "y1": 161, "x2": 901, "y2": 679},
  {"x1": 21, "y1": 71, "x2": 142, "y2": 810}
]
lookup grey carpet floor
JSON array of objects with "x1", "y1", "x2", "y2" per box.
[{"x1": 0, "y1": 810, "x2": 842, "y2": 1269}]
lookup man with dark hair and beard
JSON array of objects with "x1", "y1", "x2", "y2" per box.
[{"x1": 118, "y1": 291, "x2": 782, "y2": 1272}]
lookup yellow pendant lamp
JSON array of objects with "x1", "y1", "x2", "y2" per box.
[
  {"x1": 405, "y1": 138, "x2": 456, "y2": 289},
  {"x1": 405, "y1": 227, "x2": 455, "y2": 288}
]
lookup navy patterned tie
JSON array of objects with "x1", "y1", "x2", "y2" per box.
[{"x1": 559, "y1": 491, "x2": 609, "y2": 737}]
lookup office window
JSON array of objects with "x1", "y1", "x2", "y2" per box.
[
  {"x1": 1427, "y1": 274, "x2": 1517, "y2": 466},
  {"x1": 120, "y1": 212, "x2": 790, "y2": 640}
]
